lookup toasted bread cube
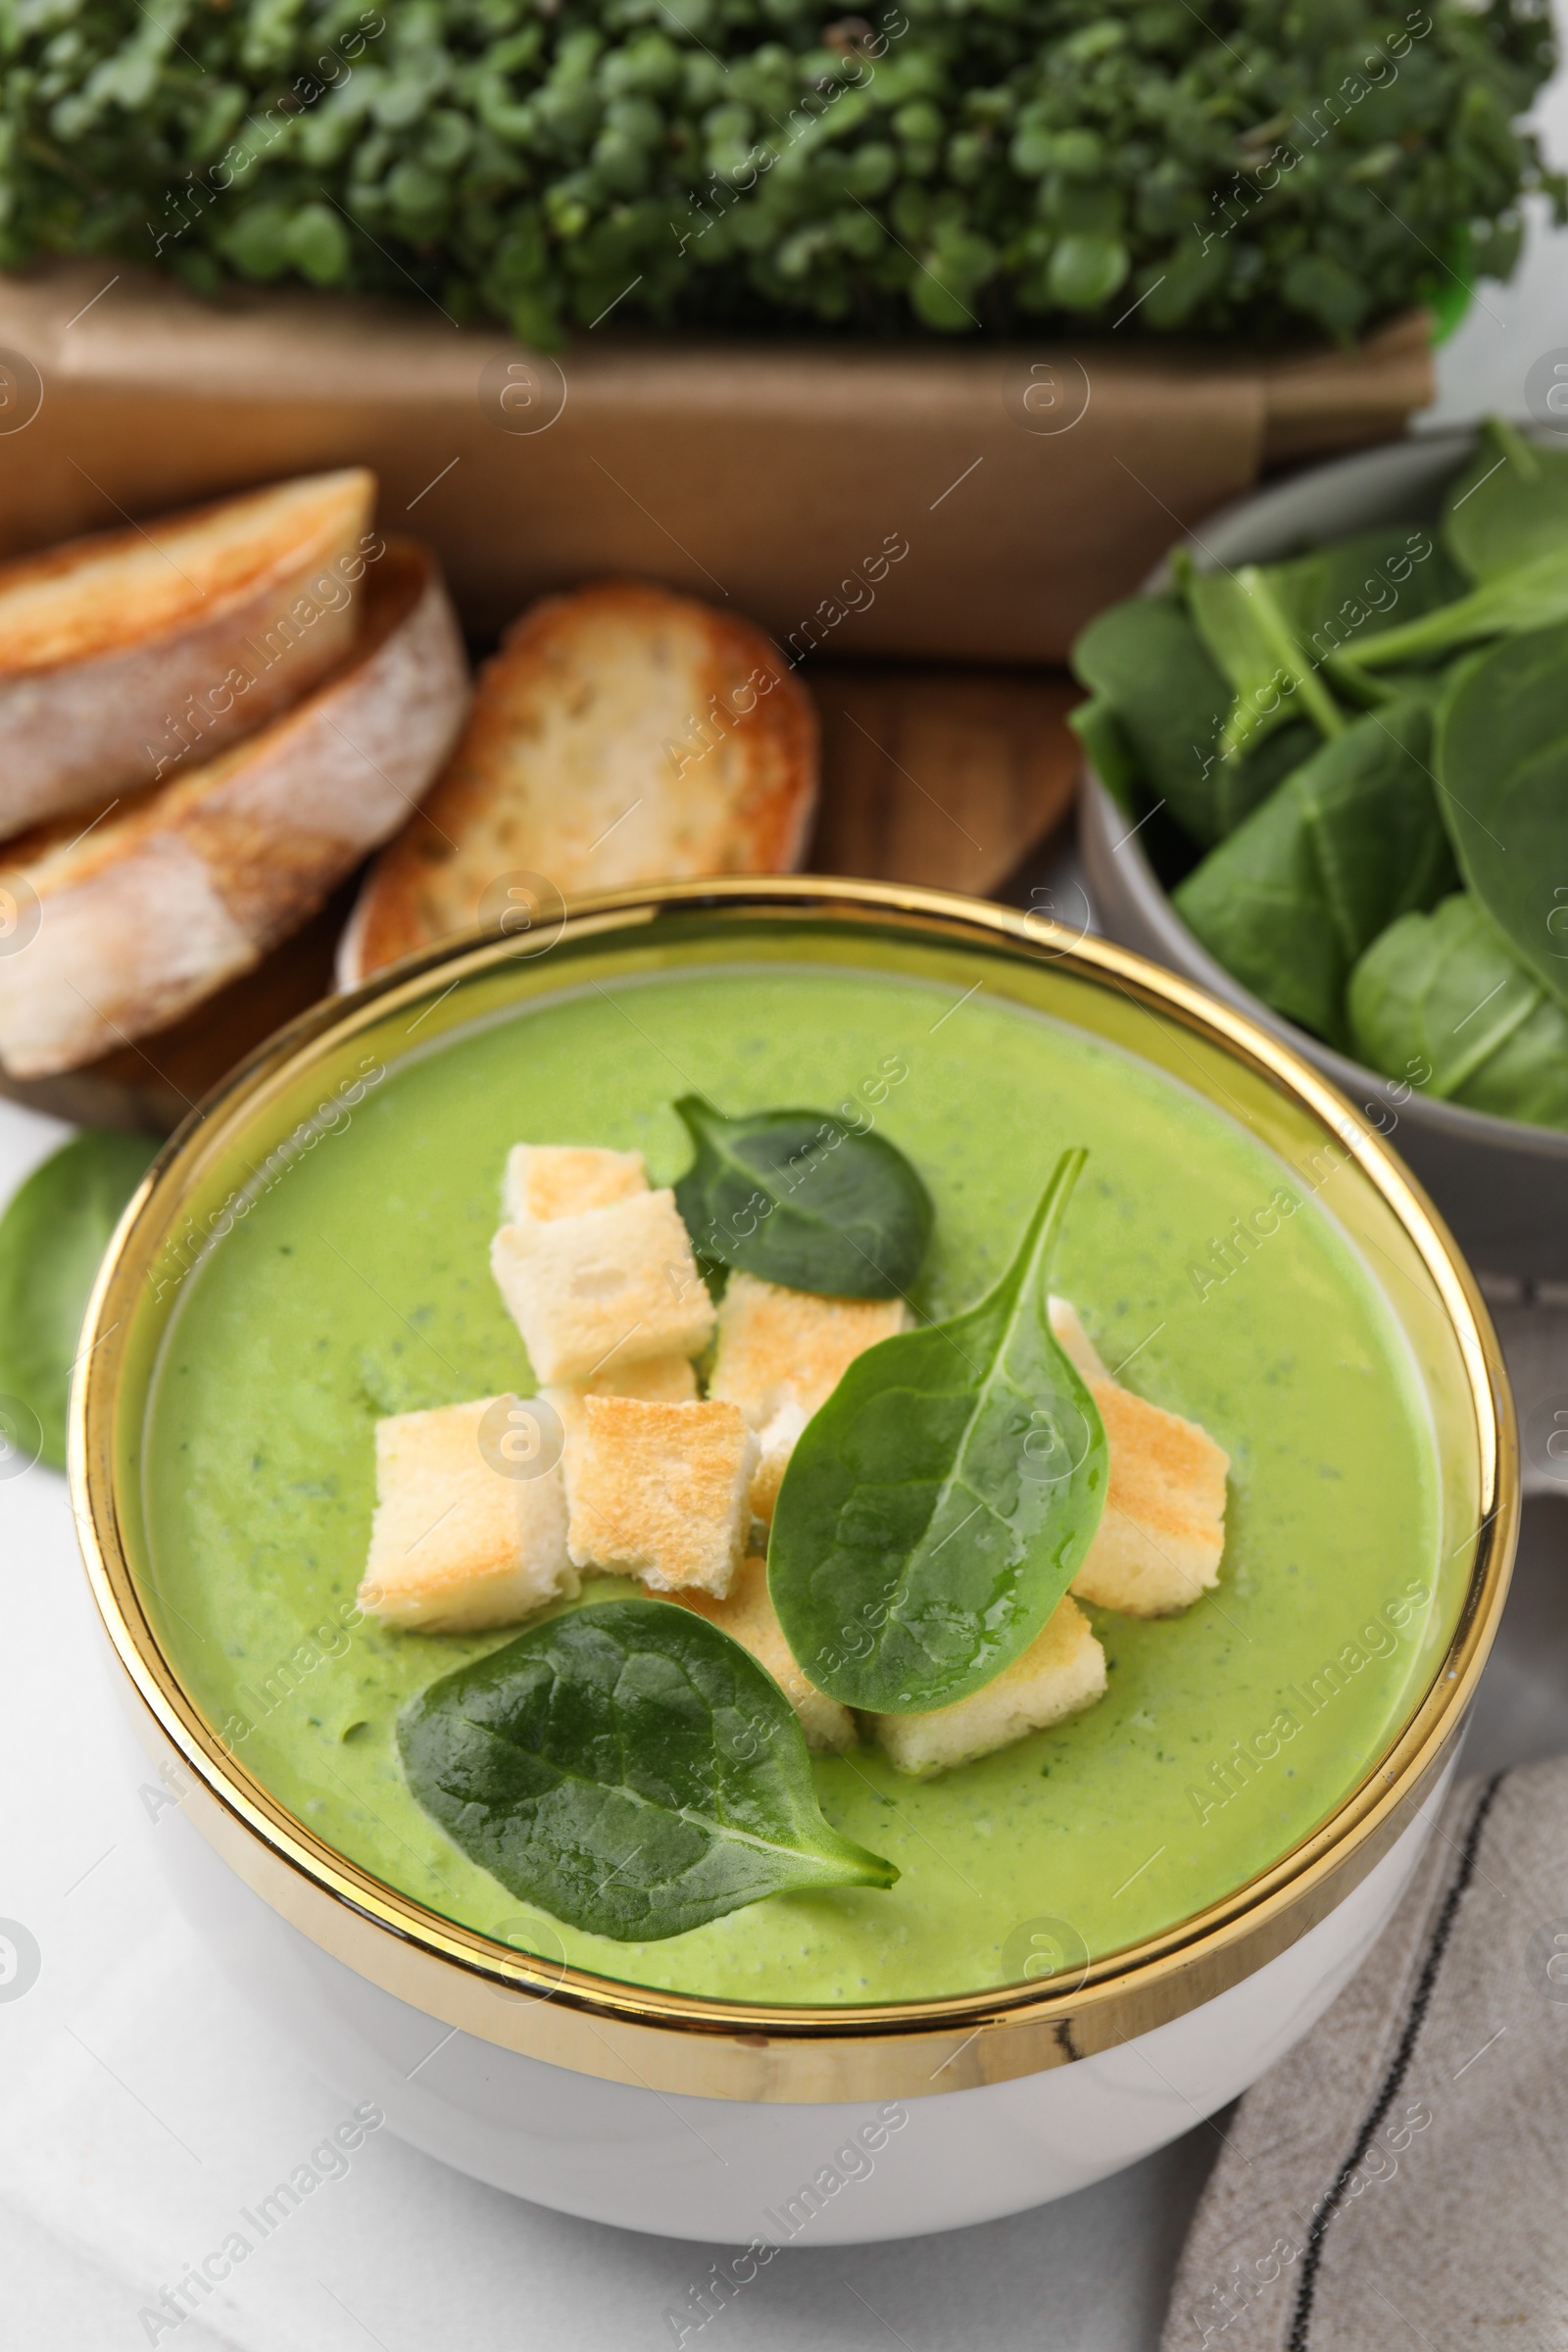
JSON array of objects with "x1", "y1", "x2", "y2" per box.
[
  {"x1": 1070, "y1": 1381, "x2": 1229, "y2": 1615},
  {"x1": 544, "y1": 1354, "x2": 699, "y2": 1494},
  {"x1": 358, "y1": 1396, "x2": 572, "y2": 1634},
  {"x1": 1049, "y1": 1294, "x2": 1110, "y2": 1383},
  {"x1": 565, "y1": 1396, "x2": 757, "y2": 1595},
  {"x1": 748, "y1": 1400, "x2": 809, "y2": 1528},
  {"x1": 1050, "y1": 1298, "x2": 1230, "y2": 1617},
  {"x1": 674, "y1": 1557, "x2": 855, "y2": 1752},
  {"x1": 869, "y1": 1596, "x2": 1106, "y2": 1777},
  {"x1": 490, "y1": 1189, "x2": 714, "y2": 1384},
  {"x1": 709, "y1": 1272, "x2": 908, "y2": 1429},
  {"x1": 503, "y1": 1143, "x2": 648, "y2": 1226}
]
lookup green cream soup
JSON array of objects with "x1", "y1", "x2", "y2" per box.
[{"x1": 142, "y1": 961, "x2": 1445, "y2": 2004}]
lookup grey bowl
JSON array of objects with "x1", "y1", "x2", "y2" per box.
[{"x1": 1079, "y1": 426, "x2": 1568, "y2": 1283}]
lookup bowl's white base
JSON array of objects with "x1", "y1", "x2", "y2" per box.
[{"x1": 146, "y1": 1763, "x2": 1449, "y2": 2245}]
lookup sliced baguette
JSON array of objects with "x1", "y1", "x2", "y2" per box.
[
  {"x1": 0, "y1": 538, "x2": 468, "y2": 1078},
  {"x1": 0, "y1": 468, "x2": 377, "y2": 834},
  {"x1": 339, "y1": 578, "x2": 817, "y2": 982}
]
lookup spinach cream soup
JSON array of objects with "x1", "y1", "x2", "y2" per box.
[{"x1": 142, "y1": 962, "x2": 1443, "y2": 2004}]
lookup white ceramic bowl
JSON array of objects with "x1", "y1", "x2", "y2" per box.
[{"x1": 74, "y1": 880, "x2": 1515, "y2": 2244}]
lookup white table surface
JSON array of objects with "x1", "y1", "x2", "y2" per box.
[{"x1": 9, "y1": 62, "x2": 1568, "y2": 2335}]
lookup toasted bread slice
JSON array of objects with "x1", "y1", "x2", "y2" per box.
[
  {"x1": 674, "y1": 1556, "x2": 856, "y2": 1751},
  {"x1": 0, "y1": 468, "x2": 377, "y2": 834},
  {"x1": 358, "y1": 1396, "x2": 573, "y2": 1635},
  {"x1": 869, "y1": 1595, "x2": 1106, "y2": 1777},
  {"x1": 338, "y1": 579, "x2": 817, "y2": 982},
  {"x1": 1049, "y1": 1297, "x2": 1230, "y2": 1616},
  {"x1": 564, "y1": 1396, "x2": 757, "y2": 1595},
  {"x1": 0, "y1": 539, "x2": 468, "y2": 1079}
]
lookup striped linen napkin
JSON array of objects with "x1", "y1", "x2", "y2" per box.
[{"x1": 1162, "y1": 1755, "x2": 1568, "y2": 2351}]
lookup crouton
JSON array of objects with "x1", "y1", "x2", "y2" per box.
[
  {"x1": 544, "y1": 1353, "x2": 699, "y2": 1493},
  {"x1": 1070, "y1": 1380, "x2": 1229, "y2": 1615},
  {"x1": 674, "y1": 1556, "x2": 855, "y2": 1752},
  {"x1": 748, "y1": 1400, "x2": 809, "y2": 1528},
  {"x1": 503, "y1": 1143, "x2": 648, "y2": 1226},
  {"x1": 490, "y1": 1189, "x2": 714, "y2": 1385},
  {"x1": 1050, "y1": 1298, "x2": 1230, "y2": 1617},
  {"x1": 358, "y1": 1396, "x2": 573, "y2": 1634},
  {"x1": 709, "y1": 1272, "x2": 908, "y2": 1429},
  {"x1": 1048, "y1": 1294, "x2": 1110, "y2": 1384},
  {"x1": 564, "y1": 1396, "x2": 757, "y2": 1596},
  {"x1": 869, "y1": 1596, "x2": 1106, "y2": 1777},
  {"x1": 339, "y1": 578, "x2": 818, "y2": 981}
]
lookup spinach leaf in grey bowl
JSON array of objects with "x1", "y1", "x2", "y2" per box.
[{"x1": 1075, "y1": 423, "x2": 1568, "y2": 1281}]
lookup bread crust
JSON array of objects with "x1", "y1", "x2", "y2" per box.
[
  {"x1": 340, "y1": 578, "x2": 817, "y2": 982},
  {"x1": 0, "y1": 537, "x2": 468, "y2": 1078},
  {"x1": 0, "y1": 468, "x2": 377, "y2": 833}
]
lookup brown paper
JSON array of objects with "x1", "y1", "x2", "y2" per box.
[{"x1": 0, "y1": 262, "x2": 1431, "y2": 663}]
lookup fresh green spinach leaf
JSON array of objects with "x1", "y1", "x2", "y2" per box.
[
  {"x1": 1435, "y1": 620, "x2": 1568, "y2": 1009},
  {"x1": 767, "y1": 1149, "x2": 1107, "y2": 1716},
  {"x1": 1348, "y1": 894, "x2": 1568, "y2": 1130},
  {"x1": 1332, "y1": 543, "x2": 1568, "y2": 673},
  {"x1": 672, "y1": 1095, "x2": 932, "y2": 1299},
  {"x1": 1443, "y1": 417, "x2": 1568, "y2": 582},
  {"x1": 398, "y1": 1598, "x2": 895, "y2": 1941},
  {"x1": 1068, "y1": 594, "x2": 1313, "y2": 846},
  {"x1": 1182, "y1": 529, "x2": 1464, "y2": 760},
  {"x1": 0, "y1": 1128, "x2": 159, "y2": 1472},
  {"x1": 1172, "y1": 702, "x2": 1455, "y2": 1047},
  {"x1": 1065, "y1": 694, "x2": 1145, "y2": 821}
]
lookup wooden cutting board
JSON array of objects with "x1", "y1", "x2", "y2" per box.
[{"x1": 0, "y1": 664, "x2": 1081, "y2": 1134}]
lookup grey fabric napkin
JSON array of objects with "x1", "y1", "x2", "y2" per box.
[{"x1": 1161, "y1": 1755, "x2": 1568, "y2": 2352}]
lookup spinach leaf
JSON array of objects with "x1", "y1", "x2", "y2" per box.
[
  {"x1": 1068, "y1": 594, "x2": 1313, "y2": 847},
  {"x1": 767, "y1": 1149, "x2": 1107, "y2": 1716},
  {"x1": 0, "y1": 1128, "x2": 159, "y2": 1472},
  {"x1": 398, "y1": 1598, "x2": 895, "y2": 1941},
  {"x1": 672, "y1": 1095, "x2": 932, "y2": 1299},
  {"x1": 1333, "y1": 545, "x2": 1568, "y2": 674},
  {"x1": 1444, "y1": 417, "x2": 1568, "y2": 583},
  {"x1": 1065, "y1": 694, "x2": 1145, "y2": 822},
  {"x1": 1435, "y1": 621, "x2": 1568, "y2": 1010},
  {"x1": 1172, "y1": 703, "x2": 1455, "y2": 1048},
  {"x1": 1184, "y1": 560, "x2": 1349, "y2": 759},
  {"x1": 1182, "y1": 529, "x2": 1466, "y2": 760},
  {"x1": 1348, "y1": 894, "x2": 1568, "y2": 1130}
]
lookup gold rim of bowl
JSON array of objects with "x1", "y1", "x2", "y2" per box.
[{"x1": 71, "y1": 878, "x2": 1518, "y2": 2104}]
